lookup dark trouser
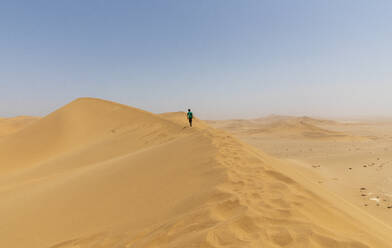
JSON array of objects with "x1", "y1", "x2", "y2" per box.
[{"x1": 189, "y1": 118, "x2": 192, "y2": 127}]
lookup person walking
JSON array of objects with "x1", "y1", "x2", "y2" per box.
[{"x1": 187, "y1": 109, "x2": 193, "y2": 127}]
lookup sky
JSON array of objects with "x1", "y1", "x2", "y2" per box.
[{"x1": 1, "y1": 0, "x2": 391, "y2": 119}]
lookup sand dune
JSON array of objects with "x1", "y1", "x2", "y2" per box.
[
  {"x1": 209, "y1": 115, "x2": 358, "y2": 140},
  {"x1": 0, "y1": 116, "x2": 39, "y2": 137},
  {"x1": 257, "y1": 115, "x2": 338, "y2": 126},
  {"x1": 0, "y1": 98, "x2": 182, "y2": 173},
  {"x1": 160, "y1": 111, "x2": 209, "y2": 129},
  {"x1": 0, "y1": 98, "x2": 391, "y2": 248},
  {"x1": 248, "y1": 119, "x2": 342, "y2": 138}
]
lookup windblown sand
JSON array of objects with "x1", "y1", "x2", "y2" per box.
[
  {"x1": 209, "y1": 116, "x2": 392, "y2": 233},
  {"x1": 1, "y1": 99, "x2": 391, "y2": 248}
]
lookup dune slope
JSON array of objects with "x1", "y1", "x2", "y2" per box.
[
  {"x1": 0, "y1": 99, "x2": 391, "y2": 248},
  {"x1": 0, "y1": 98, "x2": 182, "y2": 173},
  {"x1": 0, "y1": 116, "x2": 39, "y2": 137}
]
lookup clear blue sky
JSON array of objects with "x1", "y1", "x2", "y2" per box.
[{"x1": 1, "y1": 1, "x2": 391, "y2": 119}]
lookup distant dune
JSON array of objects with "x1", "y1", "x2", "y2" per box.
[
  {"x1": 249, "y1": 118, "x2": 346, "y2": 139},
  {"x1": 0, "y1": 116, "x2": 39, "y2": 137},
  {"x1": 0, "y1": 99, "x2": 390, "y2": 248},
  {"x1": 208, "y1": 115, "x2": 360, "y2": 140},
  {"x1": 257, "y1": 115, "x2": 338, "y2": 125}
]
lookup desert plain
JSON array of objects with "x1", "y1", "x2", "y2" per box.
[
  {"x1": 1, "y1": 98, "x2": 392, "y2": 248},
  {"x1": 208, "y1": 115, "x2": 392, "y2": 225}
]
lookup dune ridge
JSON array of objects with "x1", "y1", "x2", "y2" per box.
[{"x1": 0, "y1": 98, "x2": 391, "y2": 248}]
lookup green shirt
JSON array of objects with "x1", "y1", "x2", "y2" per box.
[{"x1": 187, "y1": 112, "x2": 193, "y2": 119}]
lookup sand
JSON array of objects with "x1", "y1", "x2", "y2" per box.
[
  {"x1": 0, "y1": 116, "x2": 38, "y2": 138},
  {"x1": 1, "y1": 99, "x2": 392, "y2": 248},
  {"x1": 209, "y1": 116, "x2": 392, "y2": 236}
]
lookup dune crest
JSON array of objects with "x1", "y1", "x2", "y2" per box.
[{"x1": 0, "y1": 99, "x2": 390, "y2": 248}]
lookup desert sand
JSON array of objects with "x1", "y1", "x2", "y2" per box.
[
  {"x1": 209, "y1": 116, "x2": 392, "y2": 233},
  {"x1": 1, "y1": 98, "x2": 392, "y2": 248},
  {"x1": 0, "y1": 116, "x2": 39, "y2": 138}
]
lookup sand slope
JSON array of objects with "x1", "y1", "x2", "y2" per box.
[
  {"x1": 211, "y1": 117, "x2": 392, "y2": 229},
  {"x1": 0, "y1": 98, "x2": 182, "y2": 173},
  {"x1": 0, "y1": 99, "x2": 391, "y2": 248},
  {"x1": 0, "y1": 116, "x2": 38, "y2": 137},
  {"x1": 160, "y1": 111, "x2": 209, "y2": 129}
]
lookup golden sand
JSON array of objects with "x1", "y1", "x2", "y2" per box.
[{"x1": 1, "y1": 99, "x2": 391, "y2": 247}]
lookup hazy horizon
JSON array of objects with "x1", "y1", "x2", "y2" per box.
[{"x1": 1, "y1": 1, "x2": 391, "y2": 119}]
